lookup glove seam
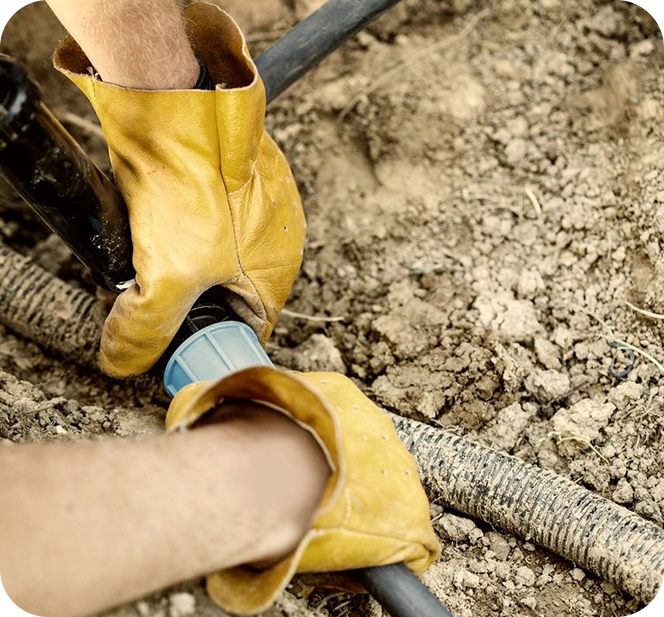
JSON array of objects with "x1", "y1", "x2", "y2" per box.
[
  {"x1": 226, "y1": 158, "x2": 259, "y2": 196},
  {"x1": 219, "y1": 145, "x2": 269, "y2": 332}
]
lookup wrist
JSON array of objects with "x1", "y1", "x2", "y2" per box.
[{"x1": 195, "y1": 402, "x2": 331, "y2": 567}]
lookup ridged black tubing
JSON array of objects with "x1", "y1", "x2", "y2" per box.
[
  {"x1": 392, "y1": 415, "x2": 664, "y2": 604},
  {"x1": 0, "y1": 243, "x2": 101, "y2": 364},
  {"x1": 255, "y1": 0, "x2": 405, "y2": 101}
]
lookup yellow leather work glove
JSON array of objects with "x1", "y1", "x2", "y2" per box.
[
  {"x1": 53, "y1": 3, "x2": 305, "y2": 378},
  {"x1": 166, "y1": 367, "x2": 440, "y2": 615}
]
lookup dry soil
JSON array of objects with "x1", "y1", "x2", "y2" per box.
[{"x1": 1, "y1": 1, "x2": 663, "y2": 616}]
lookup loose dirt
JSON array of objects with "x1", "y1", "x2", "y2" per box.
[{"x1": 1, "y1": 1, "x2": 663, "y2": 616}]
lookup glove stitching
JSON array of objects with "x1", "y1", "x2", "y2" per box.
[
  {"x1": 213, "y1": 110, "x2": 267, "y2": 328},
  {"x1": 225, "y1": 158, "x2": 259, "y2": 196}
]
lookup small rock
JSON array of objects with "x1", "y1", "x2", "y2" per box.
[
  {"x1": 495, "y1": 562, "x2": 512, "y2": 580},
  {"x1": 468, "y1": 527, "x2": 484, "y2": 544},
  {"x1": 515, "y1": 566, "x2": 536, "y2": 587},
  {"x1": 552, "y1": 326, "x2": 574, "y2": 350},
  {"x1": 454, "y1": 569, "x2": 480, "y2": 589},
  {"x1": 484, "y1": 402, "x2": 535, "y2": 451},
  {"x1": 495, "y1": 300, "x2": 542, "y2": 342},
  {"x1": 534, "y1": 338, "x2": 562, "y2": 370},
  {"x1": 436, "y1": 513, "x2": 477, "y2": 542},
  {"x1": 524, "y1": 369, "x2": 571, "y2": 403},
  {"x1": 469, "y1": 560, "x2": 488, "y2": 574},
  {"x1": 608, "y1": 382, "x2": 644, "y2": 407},
  {"x1": 570, "y1": 568, "x2": 586, "y2": 582},
  {"x1": 521, "y1": 596, "x2": 538, "y2": 610},
  {"x1": 505, "y1": 138, "x2": 528, "y2": 166},
  {"x1": 516, "y1": 270, "x2": 543, "y2": 299},
  {"x1": 552, "y1": 398, "x2": 616, "y2": 443},
  {"x1": 169, "y1": 592, "x2": 196, "y2": 617},
  {"x1": 612, "y1": 478, "x2": 634, "y2": 504},
  {"x1": 486, "y1": 532, "x2": 511, "y2": 561}
]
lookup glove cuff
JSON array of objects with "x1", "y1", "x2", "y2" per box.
[
  {"x1": 166, "y1": 366, "x2": 346, "y2": 614},
  {"x1": 166, "y1": 367, "x2": 439, "y2": 615},
  {"x1": 53, "y1": 2, "x2": 259, "y2": 94}
]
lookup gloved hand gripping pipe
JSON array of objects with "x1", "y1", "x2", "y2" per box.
[
  {"x1": 0, "y1": 2, "x2": 456, "y2": 616},
  {"x1": 0, "y1": 246, "x2": 663, "y2": 604}
]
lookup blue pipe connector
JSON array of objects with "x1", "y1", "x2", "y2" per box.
[{"x1": 163, "y1": 321, "x2": 273, "y2": 397}]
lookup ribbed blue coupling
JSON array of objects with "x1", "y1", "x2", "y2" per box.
[{"x1": 163, "y1": 321, "x2": 273, "y2": 397}]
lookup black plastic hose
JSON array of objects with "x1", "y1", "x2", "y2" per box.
[
  {"x1": 255, "y1": 0, "x2": 405, "y2": 101},
  {"x1": 355, "y1": 564, "x2": 454, "y2": 617},
  {"x1": 0, "y1": 248, "x2": 661, "y2": 604}
]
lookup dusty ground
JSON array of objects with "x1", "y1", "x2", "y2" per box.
[{"x1": 1, "y1": 0, "x2": 663, "y2": 616}]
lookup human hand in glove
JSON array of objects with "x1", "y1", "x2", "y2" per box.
[
  {"x1": 53, "y1": 3, "x2": 305, "y2": 378},
  {"x1": 166, "y1": 366, "x2": 440, "y2": 616}
]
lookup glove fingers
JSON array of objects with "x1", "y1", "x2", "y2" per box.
[{"x1": 100, "y1": 278, "x2": 196, "y2": 378}]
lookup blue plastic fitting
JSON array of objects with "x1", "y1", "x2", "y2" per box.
[{"x1": 163, "y1": 321, "x2": 273, "y2": 397}]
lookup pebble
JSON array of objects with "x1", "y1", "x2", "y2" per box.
[
  {"x1": 612, "y1": 478, "x2": 634, "y2": 504},
  {"x1": 570, "y1": 568, "x2": 586, "y2": 582},
  {"x1": 495, "y1": 562, "x2": 512, "y2": 581},
  {"x1": 436, "y1": 513, "x2": 478, "y2": 542},
  {"x1": 486, "y1": 532, "x2": 511, "y2": 561},
  {"x1": 516, "y1": 270, "x2": 543, "y2": 299},
  {"x1": 169, "y1": 592, "x2": 196, "y2": 617},
  {"x1": 496, "y1": 299, "x2": 543, "y2": 342},
  {"x1": 484, "y1": 402, "x2": 535, "y2": 451},
  {"x1": 515, "y1": 566, "x2": 536, "y2": 587},
  {"x1": 505, "y1": 138, "x2": 528, "y2": 165},
  {"x1": 525, "y1": 369, "x2": 571, "y2": 403},
  {"x1": 552, "y1": 398, "x2": 616, "y2": 443},
  {"x1": 534, "y1": 338, "x2": 562, "y2": 370},
  {"x1": 454, "y1": 568, "x2": 481, "y2": 589}
]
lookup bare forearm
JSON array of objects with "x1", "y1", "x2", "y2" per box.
[
  {"x1": 0, "y1": 404, "x2": 329, "y2": 617},
  {"x1": 45, "y1": 0, "x2": 199, "y2": 88}
]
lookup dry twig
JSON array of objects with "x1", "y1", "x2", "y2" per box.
[
  {"x1": 623, "y1": 300, "x2": 664, "y2": 321},
  {"x1": 281, "y1": 308, "x2": 345, "y2": 322},
  {"x1": 524, "y1": 187, "x2": 542, "y2": 216}
]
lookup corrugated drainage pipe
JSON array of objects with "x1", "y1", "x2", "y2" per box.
[
  {"x1": 0, "y1": 242, "x2": 102, "y2": 365},
  {"x1": 392, "y1": 416, "x2": 664, "y2": 604}
]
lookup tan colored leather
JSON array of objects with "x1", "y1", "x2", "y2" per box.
[
  {"x1": 166, "y1": 367, "x2": 440, "y2": 615},
  {"x1": 53, "y1": 3, "x2": 305, "y2": 378}
]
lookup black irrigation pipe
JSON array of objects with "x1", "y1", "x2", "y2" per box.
[{"x1": 255, "y1": 0, "x2": 405, "y2": 101}]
